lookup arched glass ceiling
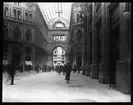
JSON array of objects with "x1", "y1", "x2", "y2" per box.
[{"x1": 38, "y1": 3, "x2": 72, "y2": 29}]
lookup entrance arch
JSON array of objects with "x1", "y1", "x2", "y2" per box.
[{"x1": 53, "y1": 46, "x2": 66, "y2": 67}]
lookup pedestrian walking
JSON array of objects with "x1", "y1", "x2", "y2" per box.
[
  {"x1": 65, "y1": 63, "x2": 71, "y2": 83},
  {"x1": 19, "y1": 63, "x2": 23, "y2": 73},
  {"x1": 5, "y1": 60, "x2": 17, "y2": 85},
  {"x1": 74, "y1": 65, "x2": 76, "y2": 73}
]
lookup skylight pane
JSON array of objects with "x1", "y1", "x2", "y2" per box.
[
  {"x1": 39, "y1": 4, "x2": 49, "y2": 24},
  {"x1": 38, "y1": 2, "x2": 72, "y2": 29}
]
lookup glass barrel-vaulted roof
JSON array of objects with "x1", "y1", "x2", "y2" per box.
[{"x1": 38, "y1": 3, "x2": 72, "y2": 29}]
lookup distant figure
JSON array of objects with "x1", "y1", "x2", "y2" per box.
[
  {"x1": 36, "y1": 65, "x2": 39, "y2": 73},
  {"x1": 65, "y1": 63, "x2": 71, "y2": 83},
  {"x1": 3, "y1": 63, "x2": 7, "y2": 73},
  {"x1": 73, "y1": 65, "x2": 76, "y2": 73},
  {"x1": 78, "y1": 66, "x2": 80, "y2": 73},
  {"x1": 19, "y1": 63, "x2": 23, "y2": 73},
  {"x1": 62, "y1": 65, "x2": 65, "y2": 75},
  {"x1": 5, "y1": 60, "x2": 17, "y2": 85},
  {"x1": 42, "y1": 65, "x2": 45, "y2": 72}
]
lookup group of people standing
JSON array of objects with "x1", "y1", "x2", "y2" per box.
[
  {"x1": 3, "y1": 59, "x2": 79, "y2": 85},
  {"x1": 35, "y1": 65, "x2": 54, "y2": 73}
]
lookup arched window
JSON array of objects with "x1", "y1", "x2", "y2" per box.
[
  {"x1": 29, "y1": 13, "x2": 32, "y2": 23},
  {"x1": 53, "y1": 21, "x2": 66, "y2": 28},
  {"x1": 25, "y1": 29, "x2": 31, "y2": 42},
  {"x1": 18, "y1": 10, "x2": 21, "y2": 20},
  {"x1": 29, "y1": 13, "x2": 32, "y2": 19},
  {"x1": 4, "y1": 25, "x2": 8, "y2": 40},
  {"x1": 13, "y1": 27, "x2": 19, "y2": 41},
  {"x1": 13, "y1": 9, "x2": 17, "y2": 19},
  {"x1": 4, "y1": 7, "x2": 8, "y2": 17},
  {"x1": 30, "y1": 32, "x2": 32, "y2": 41},
  {"x1": 25, "y1": 12, "x2": 28, "y2": 21},
  {"x1": 77, "y1": 13, "x2": 80, "y2": 22}
]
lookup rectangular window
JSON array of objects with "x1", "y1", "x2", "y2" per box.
[
  {"x1": 53, "y1": 35, "x2": 55, "y2": 41},
  {"x1": 53, "y1": 34, "x2": 66, "y2": 42},
  {"x1": 60, "y1": 36, "x2": 62, "y2": 41},
  {"x1": 125, "y1": 3, "x2": 130, "y2": 11}
]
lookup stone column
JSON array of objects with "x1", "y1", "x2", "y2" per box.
[
  {"x1": 81, "y1": 42, "x2": 85, "y2": 74},
  {"x1": 84, "y1": 34, "x2": 88, "y2": 76},
  {"x1": 90, "y1": 3, "x2": 97, "y2": 79},
  {"x1": 32, "y1": 46, "x2": 36, "y2": 70},
  {"x1": 98, "y1": 3, "x2": 109, "y2": 84},
  {"x1": 86, "y1": 11, "x2": 90, "y2": 68},
  {"x1": 86, "y1": 30, "x2": 90, "y2": 76},
  {"x1": 20, "y1": 46, "x2": 25, "y2": 71},
  {"x1": 116, "y1": 3, "x2": 131, "y2": 94}
]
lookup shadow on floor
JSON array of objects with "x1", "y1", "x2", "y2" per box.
[
  {"x1": 70, "y1": 80, "x2": 77, "y2": 81},
  {"x1": 15, "y1": 79, "x2": 20, "y2": 80},
  {"x1": 68, "y1": 85, "x2": 83, "y2": 87},
  {"x1": 70, "y1": 99, "x2": 97, "y2": 102}
]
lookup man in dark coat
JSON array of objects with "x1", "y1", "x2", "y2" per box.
[
  {"x1": 74, "y1": 65, "x2": 76, "y2": 73},
  {"x1": 19, "y1": 63, "x2": 23, "y2": 73},
  {"x1": 65, "y1": 63, "x2": 71, "y2": 83},
  {"x1": 62, "y1": 65, "x2": 65, "y2": 75},
  {"x1": 6, "y1": 60, "x2": 17, "y2": 85}
]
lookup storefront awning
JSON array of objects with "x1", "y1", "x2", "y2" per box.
[{"x1": 25, "y1": 61, "x2": 32, "y2": 65}]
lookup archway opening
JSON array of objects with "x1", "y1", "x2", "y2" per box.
[{"x1": 53, "y1": 46, "x2": 66, "y2": 67}]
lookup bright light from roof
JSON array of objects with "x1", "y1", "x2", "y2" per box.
[
  {"x1": 38, "y1": 3, "x2": 72, "y2": 29},
  {"x1": 56, "y1": 23, "x2": 64, "y2": 28}
]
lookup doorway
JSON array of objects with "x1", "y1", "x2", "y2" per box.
[
  {"x1": 53, "y1": 46, "x2": 66, "y2": 67},
  {"x1": 12, "y1": 47, "x2": 21, "y2": 63},
  {"x1": 12, "y1": 54, "x2": 21, "y2": 63},
  {"x1": 76, "y1": 56, "x2": 82, "y2": 71}
]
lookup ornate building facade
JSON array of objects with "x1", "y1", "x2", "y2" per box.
[
  {"x1": 47, "y1": 28, "x2": 70, "y2": 66},
  {"x1": 3, "y1": 2, "x2": 48, "y2": 69},
  {"x1": 70, "y1": 3, "x2": 131, "y2": 94},
  {"x1": 3, "y1": 2, "x2": 131, "y2": 95}
]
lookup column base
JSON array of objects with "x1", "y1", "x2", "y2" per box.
[
  {"x1": 90, "y1": 64, "x2": 97, "y2": 79},
  {"x1": 85, "y1": 64, "x2": 90, "y2": 76},
  {"x1": 98, "y1": 62, "x2": 109, "y2": 84},
  {"x1": 116, "y1": 60, "x2": 131, "y2": 94}
]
